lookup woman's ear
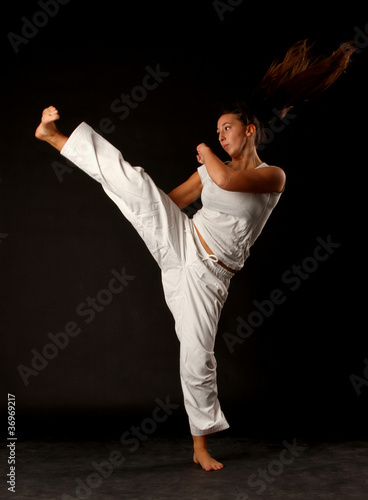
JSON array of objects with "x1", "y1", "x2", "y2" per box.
[{"x1": 246, "y1": 124, "x2": 257, "y2": 137}]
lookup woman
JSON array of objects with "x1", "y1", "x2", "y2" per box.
[{"x1": 35, "y1": 40, "x2": 354, "y2": 471}]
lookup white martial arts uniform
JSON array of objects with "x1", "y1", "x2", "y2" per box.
[{"x1": 60, "y1": 123, "x2": 282, "y2": 436}]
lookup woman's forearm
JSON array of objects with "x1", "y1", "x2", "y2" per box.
[{"x1": 196, "y1": 144, "x2": 229, "y2": 189}]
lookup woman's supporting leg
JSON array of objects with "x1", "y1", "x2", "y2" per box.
[
  {"x1": 192, "y1": 435, "x2": 223, "y2": 471},
  {"x1": 162, "y1": 227, "x2": 231, "y2": 471}
]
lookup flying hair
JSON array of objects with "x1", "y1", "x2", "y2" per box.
[{"x1": 224, "y1": 39, "x2": 356, "y2": 147}]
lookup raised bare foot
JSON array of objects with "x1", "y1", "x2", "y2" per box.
[
  {"x1": 35, "y1": 106, "x2": 60, "y2": 141},
  {"x1": 35, "y1": 106, "x2": 68, "y2": 152}
]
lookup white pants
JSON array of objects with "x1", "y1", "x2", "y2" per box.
[{"x1": 61, "y1": 123, "x2": 233, "y2": 436}]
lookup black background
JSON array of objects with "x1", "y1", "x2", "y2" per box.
[{"x1": 1, "y1": 0, "x2": 367, "y2": 441}]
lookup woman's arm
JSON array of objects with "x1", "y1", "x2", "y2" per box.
[
  {"x1": 196, "y1": 144, "x2": 285, "y2": 194},
  {"x1": 168, "y1": 171, "x2": 203, "y2": 210}
]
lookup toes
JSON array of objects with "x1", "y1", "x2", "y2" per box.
[
  {"x1": 41, "y1": 106, "x2": 60, "y2": 124},
  {"x1": 43, "y1": 106, "x2": 54, "y2": 114},
  {"x1": 43, "y1": 106, "x2": 59, "y2": 117},
  {"x1": 212, "y1": 461, "x2": 224, "y2": 471}
]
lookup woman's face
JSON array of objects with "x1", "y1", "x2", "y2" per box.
[{"x1": 217, "y1": 113, "x2": 252, "y2": 158}]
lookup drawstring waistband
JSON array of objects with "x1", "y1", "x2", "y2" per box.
[
  {"x1": 207, "y1": 255, "x2": 237, "y2": 274},
  {"x1": 186, "y1": 224, "x2": 237, "y2": 277},
  {"x1": 202, "y1": 254, "x2": 219, "y2": 264}
]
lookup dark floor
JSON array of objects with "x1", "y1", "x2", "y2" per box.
[{"x1": 2, "y1": 435, "x2": 368, "y2": 500}]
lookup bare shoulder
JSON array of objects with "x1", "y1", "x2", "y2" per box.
[
  {"x1": 255, "y1": 165, "x2": 286, "y2": 193},
  {"x1": 258, "y1": 164, "x2": 284, "y2": 174}
]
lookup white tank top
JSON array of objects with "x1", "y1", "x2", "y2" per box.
[{"x1": 192, "y1": 163, "x2": 282, "y2": 271}]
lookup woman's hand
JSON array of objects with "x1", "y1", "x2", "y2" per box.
[{"x1": 196, "y1": 143, "x2": 211, "y2": 164}]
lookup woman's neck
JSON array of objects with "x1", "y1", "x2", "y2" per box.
[{"x1": 228, "y1": 148, "x2": 263, "y2": 171}]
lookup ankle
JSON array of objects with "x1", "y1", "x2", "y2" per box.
[
  {"x1": 192, "y1": 435, "x2": 209, "y2": 452},
  {"x1": 48, "y1": 133, "x2": 68, "y2": 152}
]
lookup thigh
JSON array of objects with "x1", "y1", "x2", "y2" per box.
[
  {"x1": 105, "y1": 184, "x2": 188, "y2": 270},
  {"x1": 162, "y1": 228, "x2": 230, "y2": 347},
  {"x1": 62, "y1": 122, "x2": 189, "y2": 271},
  {"x1": 181, "y1": 261, "x2": 228, "y2": 350}
]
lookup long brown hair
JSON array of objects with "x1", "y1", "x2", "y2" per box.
[{"x1": 225, "y1": 40, "x2": 356, "y2": 147}]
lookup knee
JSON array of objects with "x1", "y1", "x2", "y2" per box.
[{"x1": 180, "y1": 346, "x2": 217, "y2": 382}]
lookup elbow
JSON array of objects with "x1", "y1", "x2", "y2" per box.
[
  {"x1": 215, "y1": 174, "x2": 231, "y2": 191},
  {"x1": 208, "y1": 169, "x2": 230, "y2": 190}
]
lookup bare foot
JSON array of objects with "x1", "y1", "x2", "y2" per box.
[
  {"x1": 35, "y1": 106, "x2": 67, "y2": 151},
  {"x1": 35, "y1": 106, "x2": 60, "y2": 140},
  {"x1": 193, "y1": 449, "x2": 224, "y2": 471},
  {"x1": 192, "y1": 435, "x2": 224, "y2": 471}
]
